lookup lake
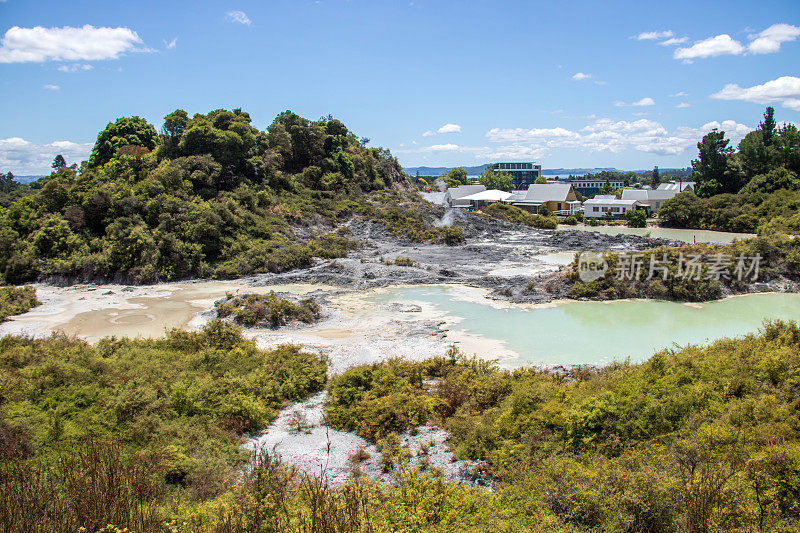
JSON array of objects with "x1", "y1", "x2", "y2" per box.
[{"x1": 366, "y1": 286, "x2": 800, "y2": 367}]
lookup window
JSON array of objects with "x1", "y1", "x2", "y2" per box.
[{"x1": 593, "y1": 207, "x2": 599, "y2": 212}]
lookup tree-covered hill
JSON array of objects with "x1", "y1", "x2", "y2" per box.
[
  {"x1": 0, "y1": 109, "x2": 458, "y2": 285},
  {"x1": 659, "y1": 107, "x2": 800, "y2": 234}
]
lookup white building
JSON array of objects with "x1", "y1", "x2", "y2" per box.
[
  {"x1": 457, "y1": 189, "x2": 513, "y2": 208},
  {"x1": 445, "y1": 185, "x2": 486, "y2": 207},
  {"x1": 583, "y1": 197, "x2": 640, "y2": 218},
  {"x1": 621, "y1": 186, "x2": 687, "y2": 212}
]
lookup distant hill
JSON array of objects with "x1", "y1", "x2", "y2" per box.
[
  {"x1": 402, "y1": 164, "x2": 619, "y2": 177},
  {"x1": 11, "y1": 175, "x2": 45, "y2": 184}
]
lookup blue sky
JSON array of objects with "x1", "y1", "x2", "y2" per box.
[{"x1": 1, "y1": 0, "x2": 799, "y2": 174}]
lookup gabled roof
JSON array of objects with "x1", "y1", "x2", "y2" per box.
[
  {"x1": 621, "y1": 188, "x2": 681, "y2": 201},
  {"x1": 521, "y1": 183, "x2": 574, "y2": 203},
  {"x1": 460, "y1": 189, "x2": 513, "y2": 202},
  {"x1": 446, "y1": 185, "x2": 486, "y2": 200},
  {"x1": 657, "y1": 181, "x2": 696, "y2": 191},
  {"x1": 621, "y1": 189, "x2": 649, "y2": 200}
]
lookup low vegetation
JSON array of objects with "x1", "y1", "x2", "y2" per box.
[
  {"x1": 215, "y1": 291, "x2": 321, "y2": 328},
  {"x1": 323, "y1": 322, "x2": 800, "y2": 531},
  {"x1": 6, "y1": 321, "x2": 800, "y2": 530},
  {"x1": 0, "y1": 320, "x2": 327, "y2": 501},
  {"x1": 479, "y1": 202, "x2": 557, "y2": 229},
  {"x1": 0, "y1": 286, "x2": 39, "y2": 321},
  {"x1": 566, "y1": 234, "x2": 800, "y2": 301}
]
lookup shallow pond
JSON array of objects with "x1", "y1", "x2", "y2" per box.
[
  {"x1": 367, "y1": 286, "x2": 800, "y2": 367},
  {"x1": 561, "y1": 225, "x2": 755, "y2": 244}
]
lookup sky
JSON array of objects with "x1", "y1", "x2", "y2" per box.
[{"x1": 0, "y1": 0, "x2": 799, "y2": 174}]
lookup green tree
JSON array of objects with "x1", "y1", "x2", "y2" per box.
[
  {"x1": 478, "y1": 168, "x2": 513, "y2": 191},
  {"x1": 692, "y1": 129, "x2": 735, "y2": 196},
  {"x1": 442, "y1": 167, "x2": 469, "y2": 187},
  {"x1": 51, "y1": 154, "x2": 66, "y2": 171},
  {"x1": 534, "y1": 176, "x2": 548, "y2": 184},
  {"x1": 89, "y1": 116, "x2": 158, "y2": 167},
  {"x1": 760, "y1": 106, "x2": 777, "y2": 146},
  {"x1": 626, "y1": 208, "x2": 646, "y2": 228},
  {"x1": 650, "y1": 166, "x2": 660, "y2": 188}
]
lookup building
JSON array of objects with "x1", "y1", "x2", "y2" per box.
[
  {"x1": 491, "y1": 162, "x2": 542, "y2": 189},
  {"x1": 569, "y1": 176, "x2": 625, "y2": 196},
  {"x1": 445, "y1": 184, "x2": 486, "y2": 207},
  {"x1": 457, "y1": 189, "x2": 513, "y2": 208},
  {"x1": 657, "y1": 181, "x2": 695, "y2": 192},
  {"x1": 621, "y1": 187, "x2": 685, "y2": 212},
  {"x1": 583, "y1": 197, "x2": 641, "y2": 218},
  {"x1": 509, "y1": 183, "x2": 577, "y2": 214}
]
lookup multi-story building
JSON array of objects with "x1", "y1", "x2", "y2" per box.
[
  {"x1": 491, "y1": 162, "x2": 542, "y2": 189},
  {"x1": 569, "y1": 177, "x2": 625, "y2": 197}
]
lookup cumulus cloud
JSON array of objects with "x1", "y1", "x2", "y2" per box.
[
  {"x1": 0, "y1": 137, "x2": 92, "y2": 174},
  {"x1": 0, "y1": 25, "x2": 144, "y2": 63},
  {"x1": 711, "y1": 76, "x2": 800, "y2": 111},
  {"x1": 225, "y1": 10, "x2": 252, "y2": 25},
  {"x1": 422, "y1": 130, "x2": 435, "y2": 137},
  {"x1": 572, "y1": 72, "x2": 592, "y2": 81},
  {"x1": 437, "y1": 123, "x2": 461, "y2": 134},
  {"x1": 748, "y1": 23, "x2": 800, "y2": 54},
  {"x1": 676, "y1": 103, "x2": 691, "y2": 108},
  {"x1": 57, "y1": 63, "x2": 93, "y2": 72},
  {"x1": 635, "y1": 30, "x2": 673, "y2": 40},
  {"x1": 165, "y1": 37, "x2": 178, "y2": 49},
  {"x1": 398, "y1": 116, "x2": 755, "y2": 161},
  {"x1": 674, "y1": 34, "x2": 745, "y2": 61},
  {"x1": 42, "y1": 84, "x2": 60, "y2": 91},
  {"x1": 614, "y1": 97, "x2": 655, "y2": 107},
  {"x1": 669, "y1": 91, "x2": 689, "y2": 97}
]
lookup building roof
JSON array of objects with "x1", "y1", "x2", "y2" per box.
[
  {"x1": 519, "y1": 183, "x2": 574, "y2": 203},
  {"x1": 657, "y1": 181, "x2": 696, "y2": 191},
  {"x1": 446, "y1": 184, "x2": 486, "y2": 200},
  {"x1": 593, "y1": 194, "x2": 618, "y2": 200},
  {"x1": 583, "y1": 198, "x2": 640, "y2": 207},
  {"x1": 460, "y1": 189, "x2": 513, "y2": 202},
  {"x1": 621, "y1": 188, "x2": 680, "y2": 201}
]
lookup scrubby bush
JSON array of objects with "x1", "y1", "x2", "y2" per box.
[
  {"x1": 479, "y1": 203, "x2": 557, "y2": 229},
  {"x1": 0, "y1": 286, "x2": 39, "y2": 321},
  {"x1": 215, "y1": 292, "x2": 321, "y2": 328}
]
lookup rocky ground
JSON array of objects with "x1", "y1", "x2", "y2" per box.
[{"x1": 260, "y1": 212, "x2": 682, "y2": 304}]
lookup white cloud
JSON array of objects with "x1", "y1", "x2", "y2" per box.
[
  {"x1": 165, "y1": 37, "x2": 177, "y2": 49},
  {"x1": 437, "y1": 123, "x2": 461, "y2": 134},
  {"x1": 42, "y1": 84, "x2": 60, "y2": 91},
  {"x1": 0, "y1": 137, "x2": 92, "y2": 174},
  {"x1": 225, "y1": 10, "x2": 251, "y2": 25},
  {"x1": 636, "y1": 30, "x2": 674, "y2": 40},
  {"x1": 57, "y1": 63, "x2": 93, "y2": 72},
  {"x1": 711, "y1": 76, "x2": 800, "y2": 111},
  {"x1": 676, "y1": 102, "x2": 691, "y2": 108},
  {"x1": 0, "y1": 25, "x2": 144, "y2": 63},
  {"x1": 572, "y1": 72, "x2": 592, "y2": 81},
  {"x1": 614, "y1": 97, "x2": 655, "y2": 107},
  {"x1": 669, "y1": 91, "x2": 689, "y2": 97},
  {"x1": 674, "y1": 34, "x2": 745, "y2": 61},
  {"x1": 424, "y1": 144, "x2": 460, "y2": 152},
  {"x1": 422, "y1": 130, "x2": 435, "y2": 137},
  {"x1": 399, "y1": 116, "x2": 755, "y2": 161},
  {"x1": 658, "y1": 37, "x2": 688, "y2": 46},
  {"x1": 748, "y1": 23, "x2": 800, "y2": 54}
]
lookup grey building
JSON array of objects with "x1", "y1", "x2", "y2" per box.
[{"x1": 491, "y1": 162, "x2": 542, "y2": 189}]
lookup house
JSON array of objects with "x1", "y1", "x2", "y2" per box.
[
  {"x1": 509, "y1": 183, "x2": 578, "y2": 214},
  {"x1": 583, "y1": 197, "x2": 641, "y2": 218},
  {"x1": 621, "y1": 187, "x2": 686, "y2": 212},
  {"x1": 491, "y1": 162, "x2": 542, "y2": 189},
  {"x1": 657, "y1": 181, "x2": 695, "y2": 192},
  {"x1": 445, "y1": 185, "x2": 486, "y2": 207},
  {"x1": 457, "y1": 189, "x2": 513, "y2": 208}
]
